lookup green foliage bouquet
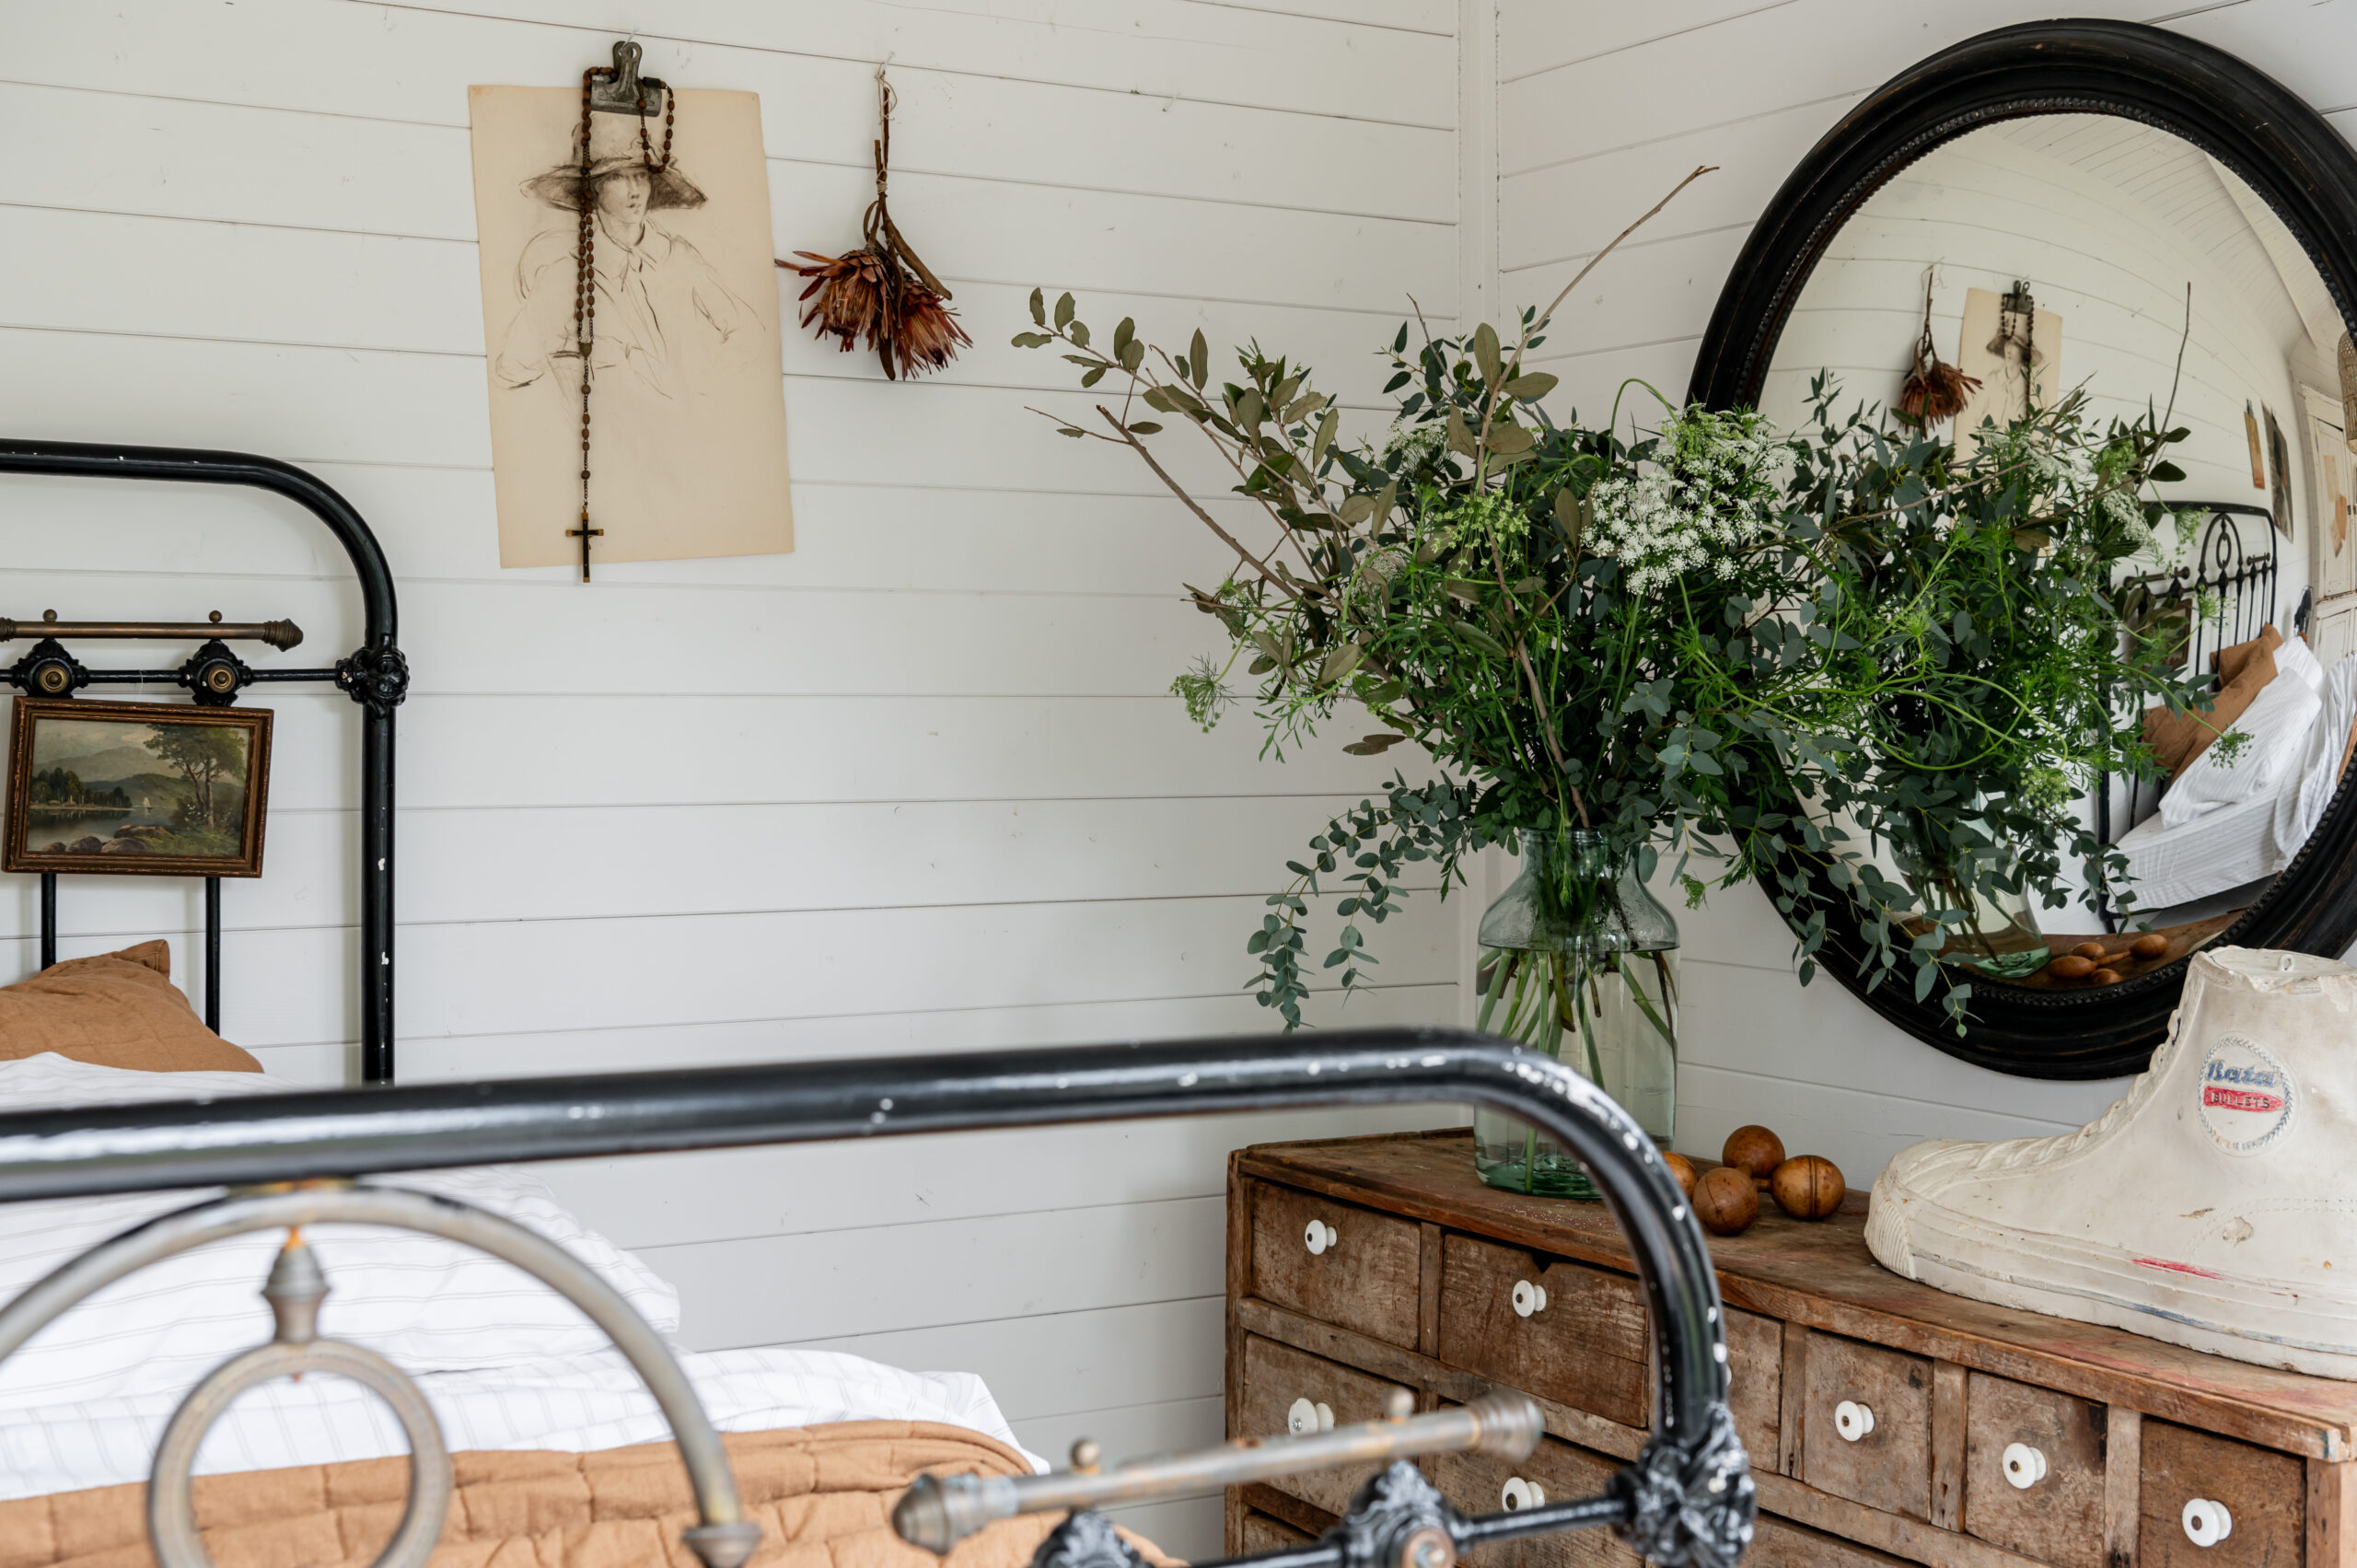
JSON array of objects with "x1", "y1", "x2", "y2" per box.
[{"x1": 1016, "y1": 173, "x2": 2206, "y2": 1038}]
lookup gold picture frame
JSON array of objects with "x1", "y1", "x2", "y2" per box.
[{"x1": 5, "y1": 698, "x2": 273, "y2": 877}]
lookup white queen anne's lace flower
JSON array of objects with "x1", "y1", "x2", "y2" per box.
[{"x1": 1587, "y1": 407, "x2": 1788, "y2": 594}]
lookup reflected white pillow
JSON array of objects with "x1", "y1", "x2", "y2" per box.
[
  {"x1": 2161, "y1": 668, "x2": 2324, "y2": 827},
  {"x1": 2277, "y1": 629, "x2": 2327, "y2": 693}
]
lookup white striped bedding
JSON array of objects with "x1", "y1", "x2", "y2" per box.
[{"x1": 0, "y1": 1053, "x2": 1034, "y2": 1501}]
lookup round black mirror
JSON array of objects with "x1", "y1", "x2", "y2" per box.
[{"x1": 1691, "y1": 19, "x2": 2357, "y2": 1077}]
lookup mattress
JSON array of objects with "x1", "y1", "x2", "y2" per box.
[{"x1": 2113, "y1": 784, "x2": 2286, "y2": 912}]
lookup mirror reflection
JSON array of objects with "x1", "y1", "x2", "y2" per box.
[{"x1": 1763, "y1": 114, "x2": 2357, "y2": 989}]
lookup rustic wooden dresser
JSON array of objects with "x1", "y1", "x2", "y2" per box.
[{"x1": 1225, "y1": 1130, "x2": 2357, "y2": 1568}]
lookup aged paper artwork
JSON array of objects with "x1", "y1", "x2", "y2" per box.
[
  {"x1": 469, "y1": 86, "x2": 794, "y2": 568},
  {"x1": 1952, "y1": 285, "x2": 2062, "y2": 462}
]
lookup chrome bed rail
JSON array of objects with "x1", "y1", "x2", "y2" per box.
[{"x1": 0, "y1": 1028, "x2": 1756, "y2": 1568}]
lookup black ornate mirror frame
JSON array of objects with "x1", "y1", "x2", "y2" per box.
[{"x1": 1689, "y1": 18, "x2": 2357, "y2": 1078}]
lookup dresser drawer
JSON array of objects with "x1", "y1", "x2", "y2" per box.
[
  {"x1": 1803, "y1": 1333, "x2": 1933, "y2": 1522},
  {"x1": 1427, "y1": 1433, "x2": 1640, "y2": 1568},
  {"x1": 1249, "y1": 1181, "x2": 1423, "y2": 1347},
  {"x1": 1238, "y1": 1512, "x2": 1316, "y2": 1553},
  {"x1": 1235, "y1": 1334, "x2": 1413, "y2": 1516},
  {"x1": 2139, "y1": 1420, "x2": 2303, "y2": 1567},
  {"x1": 1747, "y1": 1514, "x2": 1909, "y2": 1568},
  {"x1": 1436, "y1": 1232, "x2": 1649, "y2": 1427},
  {"x1": 1962, "y1": 1371, "x2": 2107, "y2": 1568},
  {"x1": 1722, "y1": 1306, "x2": 1783, "y2": 1467}
]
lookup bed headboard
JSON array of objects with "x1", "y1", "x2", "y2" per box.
[
  {"x1": 0, "y1": 440, "x2": 405, "y2": 1082},
  {"x1": 2093, "y1": 504, "x2": 2286, "y2": 927}
]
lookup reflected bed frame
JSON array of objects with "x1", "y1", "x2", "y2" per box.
[
  {"x1": 2094, "y1": 502, "x2": 2296, "y2": 930},
  {"x1": 0, "y1": 439, "x2": 406, "y2": 1079}
]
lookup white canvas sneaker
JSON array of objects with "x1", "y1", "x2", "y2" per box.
[{"x1": 1867, "y1": 947, "x2": 2357, "y2": 1378}]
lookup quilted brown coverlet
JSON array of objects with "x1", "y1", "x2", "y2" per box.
[{"x1": 0, "y1": 1419, "x2": 1168, "y2": 1568}]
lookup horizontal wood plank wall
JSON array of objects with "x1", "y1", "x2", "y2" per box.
[
  {"x1": 6, "y1": 2, "x2": 1472, "y2": 1553},
  {"x1": 1490, "y1": 0, "x2": 2357, "y2": 1193}
]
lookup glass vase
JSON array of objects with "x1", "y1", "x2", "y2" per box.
[
  {"x1": 1471, "y1": 827, "x2": 1679, "y2": 1200},
  {"x1": 1889, "y1": 817, "x2": 2049, "y2": 982}
]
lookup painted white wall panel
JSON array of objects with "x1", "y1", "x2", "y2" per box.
[{"x1": 2, "y1": 9, "x2": 1474, "y2": 1557}]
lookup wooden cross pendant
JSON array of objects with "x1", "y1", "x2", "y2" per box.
[{"x1": 568, "y1": 517, "x2": 604, "y2": 583}]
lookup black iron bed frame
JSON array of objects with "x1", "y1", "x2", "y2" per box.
[
  {"x1": 0, "y1": 1031, "x2": 1755, "y2": 1568},
  {"x1": 0, "y1": 439, "x2": 405, "y2": 1076},
  {"x1": 0, "y1": 446, "x2": 1750, "y2": 1566}
]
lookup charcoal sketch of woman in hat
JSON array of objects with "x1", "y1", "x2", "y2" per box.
[{"x1": 491, "y1": 138, "x2": 759, "y2": 401}]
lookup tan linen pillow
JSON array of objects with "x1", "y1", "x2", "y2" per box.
[
  {"x1": 2212, "y1": 622, "x2": 2284, "y2": 686},
  {"x1": 0, "y1": 940, "x2": 261, "y2": 1072},
  {"x1": 2144, "y1": 643, "x2": 2280, "y2": 778}
]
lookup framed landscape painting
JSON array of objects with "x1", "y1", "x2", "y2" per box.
[{"x1": 5, "y1": 699, "x2": 273, "y2": 877}]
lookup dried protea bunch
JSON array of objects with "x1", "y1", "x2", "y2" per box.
[
  {"x1": 783, "y1": 248, "x2": 888, "y2": 354},
  {"x1": 1898, "y1": 346, "x2": 1980, "y2": 427},
  {"x1": 780, "y1": 69, "x2": 969, "y2": 381},
  {"x1": 887, "y1": 282, "x2": 971, "y2": 377},
  {"x1": 1896, "y1": 266, "x2": 1978, "y2": 427}
]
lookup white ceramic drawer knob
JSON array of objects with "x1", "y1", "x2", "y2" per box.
[
  {"x1": 1303, "y1": 1219, "x2": 1340, "y2": 1255},
  {"x1": 1833, "y1": 1400, "x2": 1875, "y2": 1442},
  {"x1": 2002, "y1": 1443, "x2": 2048, "y2": 1490},
  {"x1": 2182, "y1": 1498, "x2": 2234, "y2": 1548},
  {"x1": 1511, "y1": 1279, "x2": 1549, "y2": 1318},
  {"x1": 1500, "y1": 1477, "x2": 1546, "y2": 1512},
  {"x1": 1286, "y1": 1398, "x2": 1336, "y2": 1435}
]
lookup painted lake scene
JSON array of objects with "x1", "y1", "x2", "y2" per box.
[{"x1": 24, "y1": 714, "x2": 254, "y2": 861}]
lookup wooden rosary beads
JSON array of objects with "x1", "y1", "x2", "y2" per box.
[{"x1": 567, "y1": 64, "x2": 677, "y2": 582}]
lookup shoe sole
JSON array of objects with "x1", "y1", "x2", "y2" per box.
[{"x1": 1870, "y1": 1175, "x2": 2357, "y2": 1382}]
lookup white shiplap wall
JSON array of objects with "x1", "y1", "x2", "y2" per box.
[
  {"x1": 1492, "y1": 0, "x2": 2357, "y2": 1192},
  {"x1": 6, "y1": 4, "x2": 1480, "y2": 1552}
]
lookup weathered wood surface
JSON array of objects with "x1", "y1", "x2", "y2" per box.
[
  {"x1": 1806, "y1": 1333, "x2": 1935, "y2": 1522},
  {"x1": 1725, "y1": 1306, "x2": 1785, "y2": 1469},
  {"x1": 1225, "y1": 1151, "x2": 1253, "y2": 1554},
  {"x1": 1754, "y1": 1469, "x2": 2055, "y2": 1568},
  {"x1": 1932, "y1": 1360, "x2": 1968, "y2": 1532},
  {"x1": 1236, "y1": 1334, "x2": 1414, "y2": 1516},
  {"x1": 1236, "y1": 1295, "x2": 1646, "y2": 1460},
  {"x1": 2308, "y1": 1454, "x2": 2357, "y2": 1568},
  {"x1": 1238, "y1": 1132, "x2": 2357, "y2": 1459},
  {"x1": 1747, "y1": 1512, "x2": 1913, "y2": 1568},
  {"x1": 1428, "y1": 1436, "x2": 1642, "y2": 1568},
  {"x1": 2104, "y1": 1409, "x2": 2142, "y2": 1568},
  {"x1": 1963, "y1": 1370, "x2": 2107, "y2": 1568},
  {"x1": 1248, "y1": 1178, "x2": 1423, "y2": 1349},
  {"x1": 1437, "y1": 1231, "x2": 1650, "y2": 1427},
  {"x1": 1238, "y1": 1511, "x2": 1315, "y2": 1553},
  {"x1": 2010, "y1": 912, "x2": 2239, "y2": 990},
  {"x1": 2138, "y1": 1420, "x2": 2304, "y2": 1568}
]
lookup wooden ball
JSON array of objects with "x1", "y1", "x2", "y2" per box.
[
  {"x1": 1692, "y1": 1167, "x2": 1759, "y2": 1237},
  {"x1": 1722, "y1": 1125, "x2": 1785, "y2": 1180},
  {"x1": 2131, "y1": 933, "x2": 2170, "y2": 960},
  {"x1": 2071, "y1": 941, "x2": 2106, "y2": 960},
  {"x1": 1771, "y1": 1155, "x2": 1846, "y2": 1220},
  {"x1": 2090, "y1": 967, "x2": 2121, "y2": 985},
  {"x1": 1663, "y1": 1151, "x2": 1699, "y2": 1198},
  {"x1": 2046, "y1": 955, "x2": 2095, "y2": 981}
]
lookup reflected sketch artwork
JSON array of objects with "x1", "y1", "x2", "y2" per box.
[
  {"x1": 1952, "y1": 285, "x2": 2062, "y2": 462},
  {"x1": 469, "y1": 86, "x2": 794, "y2": 568}
]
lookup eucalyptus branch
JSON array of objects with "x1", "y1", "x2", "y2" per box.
[{"x1": 1089, "y1": 404, "x2": 1307, "y2": 602}]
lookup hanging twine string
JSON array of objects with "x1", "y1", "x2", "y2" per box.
[{"x1": 781, "y1": 66, "x2": 970, "y2": 380}]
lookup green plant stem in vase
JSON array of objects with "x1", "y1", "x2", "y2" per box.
[
  {"x1": 1889, "y1": 814, "x2": 2051, "y2": 983},
  {"x1": 1471, "y1": 827, "x2": 1678, "y2": 1200}
]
